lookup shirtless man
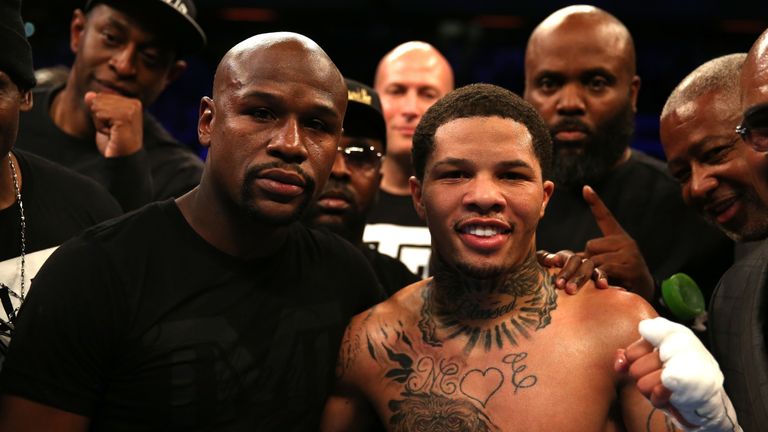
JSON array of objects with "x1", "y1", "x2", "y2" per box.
[{"x1": 321, "y1": 83, "x2": 704, "y2": 431}]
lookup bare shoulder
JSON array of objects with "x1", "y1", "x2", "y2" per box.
[
  {"x1": 335, "y1": 280, "x2": 429, "y2": 383},
  {"x1": 566, "y1": 283, "x2": 658, "y2": 347}
]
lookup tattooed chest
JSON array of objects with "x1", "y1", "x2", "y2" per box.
[{"x1": 368, "y1": 344, "x2": 539, "y2": 431}]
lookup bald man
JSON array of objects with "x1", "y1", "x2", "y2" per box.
[
  {"x1": 363, "y1": 41, "x2": 454, "y2": 278},
  {"x1": 0, "y1": 32, "x2": 384, "y2": 431},
  {"x1": 525, "y1": 5, "x2": 731, "y2": 308}
]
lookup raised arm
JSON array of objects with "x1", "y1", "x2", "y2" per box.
[{"x1": 618, "y1": 318, "x2": 741, "y2": 432}]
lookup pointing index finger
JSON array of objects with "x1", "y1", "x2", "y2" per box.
[{"x1": 583, "y1": 185, "x2": 626, "y2": 236}]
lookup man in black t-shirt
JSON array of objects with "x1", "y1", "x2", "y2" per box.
[
  {"x1": 524, "y1": 6, "x2": 731, "y2": 306},
  {"x1": 0, "y1": 32, "x2": 384, "y2": 431},
  {"x1": 304, "y1": 79, "x2": 419, "y2": 296},
  {"x1": 15, "y1": 0, "x2": 206, "y2": 211},
  {"x1": 0, "y1": 0, "x2": 121, "y2": 362}
]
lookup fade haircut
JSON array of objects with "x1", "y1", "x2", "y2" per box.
[
  {"x1": 661, "y1": 53, "x2": 746, "y2": 119},
  {"x1": 412, "y1": 83, "x2": 552, "y2": 180}
]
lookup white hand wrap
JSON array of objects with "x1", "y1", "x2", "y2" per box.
[{"x1": 638, "y1": 317, "x2": 741, "y2": 432}]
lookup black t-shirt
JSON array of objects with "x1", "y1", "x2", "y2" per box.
[
  {"x1": 15, "y1": 84, "x2": 204, "y2": 211},
  {"x1": 0, "y1": 149, "x2": 121, "y2": 261},
  {"x1": 0, "y1": 200, "x2": 384, "y2": 431},
  {"x1": 361, "y1": 244, "x2": 420, "y2": 297},
  {"x1": 367, "y1": 189, "x2": 424, "y2": 226},
  {"x1": 537, "y1": 151, "x2": 733, "y2": 303}
]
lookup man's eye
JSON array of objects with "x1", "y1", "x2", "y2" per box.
[
  {"x1": 250, "y1": 108, "x2": 275, "y2": 120},
  {"x1": 101, "y1": 31, "x2": 119, "y2": 45},
  {"x1": 538, "y1": 77, "x2": 559, "y2": 92},
  {"x1": 703, "y1": 145, "x2": 733, "y2": 164},
  {"x1": 500, "y1": 172, "x2": 526, "y2": 181},
  {"x1": 672, "y1": 168, "x2": 691, "y2": 184},
  {"x1": 587, "y1": 77, "x2": 609, "y2": 91},
  {"x1": 306, "y1": 119, "x2": 328, "y2": 131},
  {"x1": 441, "y1": 170, "x2": 468, "y2": 179}
]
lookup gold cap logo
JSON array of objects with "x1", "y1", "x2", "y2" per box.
[{"x1": 348, "y1": 88, "x2": 372, "y2": 106}]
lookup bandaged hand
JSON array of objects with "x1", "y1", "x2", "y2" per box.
[{"x1": 616, "y1": 317, "x2": 741, "y2": 432}]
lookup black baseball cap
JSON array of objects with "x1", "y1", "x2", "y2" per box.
[
  {"x1": 0, "y1": 0, "x2": 35, "y2": 90},
  {"x1": 84, "y1": 0, "x2": 206, "y2": 55},
  {"x1": 344, "y1": 78, "x2": 387, "y2": 152}
]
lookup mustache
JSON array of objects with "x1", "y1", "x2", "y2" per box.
[
  {"x1": 243, "y1": 161, "x2": 315, "y2": 195},
  {"x1": 318, "y1": 179, "x2": 356, "y2": 202},
  {"x1": 550, "y1": 118, "x2": 592, "y2": 135}
]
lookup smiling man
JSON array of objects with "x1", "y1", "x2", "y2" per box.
[
  {"x1": 660, "y1": 53, "x2": 768, "y2": 244},
  {"x1": 318, "y1": 84, "x2": 713, "y2": 431},
  {"x1": 14, "y1": 0, "x2": 205, "y2": 210},
  {"x1": 0, "y1": 32, "x2": 383, "y2": 431}
]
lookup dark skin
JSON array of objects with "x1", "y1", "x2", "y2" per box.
[
  {"x1": 523, "y1": 7, "x2": 653, "y2": 300},
  {"x1": 0, "y1": 32, "x2": 347, "y2": 431}
]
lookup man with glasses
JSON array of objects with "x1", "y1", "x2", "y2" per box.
[
  {"x1": 304, "y1": 79, "x2": 419, "y2": 296},
  {"x1": 659, "y1": 53, "x2": 768, "y2": 431},
  {"x1": 712, "y1": 27, "x2": 768, "y2": 432}
]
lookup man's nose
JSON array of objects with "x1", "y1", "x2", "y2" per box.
[
  {"x1": 463, "y1": 174, "x2": 505, "y2": 213},
  {"x1": 266, "y1": 118, "x2": 309, "y2": 163},
  {"x1": 109, "y1": 44, "x2": 138, "y2": 78},
  {"x1": 688, "y1": 163, "x2": 718, "y2": 200},
  {"x1": 329, "y1": 152, "x2": 351, "y2": 180},
  {"x1": 555, "y1": 83, "x2": 586, "y2": 116}
]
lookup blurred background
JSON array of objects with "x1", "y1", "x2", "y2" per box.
[{"x1": 20, "y1": 0, "x2": 768, "y2": 160}]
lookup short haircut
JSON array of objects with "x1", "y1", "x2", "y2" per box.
[
  {"x1": 661, "y1": 53, "x2": 746, "y2": 119},
  {"x1": 412, "y1": 83, "x2": 552, "y2": 180}
]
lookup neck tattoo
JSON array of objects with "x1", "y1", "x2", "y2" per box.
[{"x1": 0, "y1": 154, "x2": 26, "y2": 322}]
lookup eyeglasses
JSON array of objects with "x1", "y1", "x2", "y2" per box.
[
  {"x1": 337, "y1": 145, "x2": 384, "y2": 171},
  {"x1": 736, "y1": 103, "x2": 768, "y2": 152}
]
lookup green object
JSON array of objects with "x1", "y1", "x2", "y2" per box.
[{"x1": 661, "y1": 273, "x2": 705, "y2": 321}]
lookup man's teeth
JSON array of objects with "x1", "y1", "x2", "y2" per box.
[{"x1": 465, "y1": 226, "x2": 502, "y2": 237}]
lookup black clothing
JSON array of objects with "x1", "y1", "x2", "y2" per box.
[
  {"x1": 709, "y1": 240, "x2": 768, "y2": 432},
  {"x1": 0, "y1": 200, "x2": 384, "y2": 431},
  {"x1": 15, "y1": 84, "x2": 204, "y2": 211},
  {"x1": 361, "y1": 243, "x2": 420, "y2": 297},
  {"x1": 537, "y1": 151, "x2": 733, "y2": 303},
  {"x1": 0, "y1": 149, "x2": 121, "y2": 261},
  {"x1": 367, "y1": 190, "x2": 424, "y2": 226}
]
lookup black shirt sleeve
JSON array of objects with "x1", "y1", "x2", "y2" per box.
[{"x1": 0, "y1": 237, "x2": 126, "y2": 417}]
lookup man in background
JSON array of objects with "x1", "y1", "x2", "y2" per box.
[
  {"x1": 363, "y1": 41, "x2": 454, "y2": 278},
  {"x1": 524, "y1": 5, "x2": 731, "y2": 305},
  {"x1": 15, "y1": 0, "x2": 205, "y2": 210},
  {"x1": 304, "y1": 78, "x2": 419, "y2": 296}
]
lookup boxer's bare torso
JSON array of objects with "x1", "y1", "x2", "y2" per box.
[{"x1": 322, "y1": 263, "x2": 679, "y2": 431}]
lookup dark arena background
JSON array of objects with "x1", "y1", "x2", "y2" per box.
[{"x1": 20, "y1": 0, "x2": 768, "y2": 160}]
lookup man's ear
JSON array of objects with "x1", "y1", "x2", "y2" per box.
[
  {"x1": 19, "y1": 90, "x2": 33, "y2": 112},
  {"x1": 540, "y1": 180, "x2": 555, "y2": 218},
  {"x1": 70, "y1": 9, "x2": 87, "y2": 54},
  {"x1": 163, "y1": 60, "x2": 188, "y2": 88},
  {"x1": 629, "y1": 75, "x2": 641, "y2": 113},
  {"x1": 198, "y1": 96, "x2": 214, "y2": 148},
  {"x1": 409, "y1": 176, "x2": 426, "y2": 221}
]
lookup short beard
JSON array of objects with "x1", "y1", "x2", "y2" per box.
[
  {"x1": 550, "y1": 103, "x2": 635, "y2": 188},
  {"x1": 240, "y1": 162, "x2": 315, "y2": 226}
]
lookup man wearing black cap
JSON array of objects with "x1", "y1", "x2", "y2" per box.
[
  {"x1": 14, "y1": 0, "x2": 206, "y2": 211},
  {"x1": 304, "y1": 79, "x2": 419, "y2": 296},
  {"x1": 0, "y1": 0, "x2": 121, "y2": 360}
]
